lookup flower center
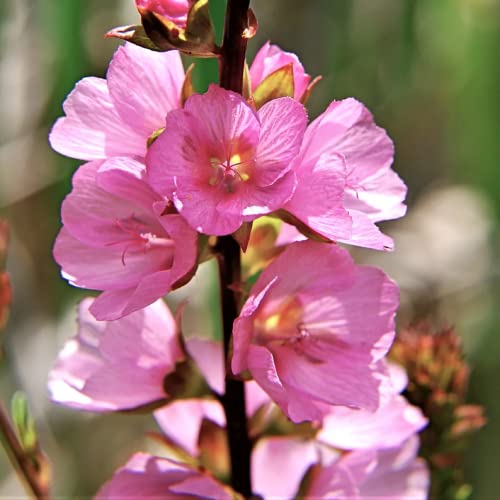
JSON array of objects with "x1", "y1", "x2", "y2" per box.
[
  {"x1": 254, "y1": 296, "x2": 326, "y2": 362},
  {"x1": 109, "y1": 214, "x2": 175, "y2": 265},
  {"x1": 208, "y1": 152, "x2": 254, "y2": 193}
]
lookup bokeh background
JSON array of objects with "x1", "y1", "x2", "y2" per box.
[{"x1": 1, "y1": 0, "x2": 499, "y2": 497}]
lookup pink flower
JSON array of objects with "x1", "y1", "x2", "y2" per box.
[
  {"x1": 317, "y1": 362, "x2": 428, "y2": 450},
  {"x1": 252, "y1": 436, "x2": 429, "y2": 499},
  {"x1": 232, "y1": 240, "x2": 399, "y2": 422},
  {"x1": 135, "y1": 0, "x2": 194, "y2": 29},
  {"x1": 352, "y1": 436, "x2": 430, "y2": 499},
  {"x1": 147, "y1": 84, "x2": 307, "y2": 235},
  {"x1": 49, "y1": 42, "x2": 184, "y2": 162},
  {"x1": 48, "y1": 298, "x2": 183, "y2": 411},
  {"x1": 53, "y1": 158, "x2": 198, "y2": 320},
  {"x1": 96, "y1": 452, "x2": 233, "y2": 499},
  {"x1": 250, "y1": 41, "x2": 311, "y2": 101},
  {"x1": 284, "y1": 98, "x2": 407, "y2": 250}
]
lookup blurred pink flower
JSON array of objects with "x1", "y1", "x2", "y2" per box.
[
  {"x1": 96, "y1": 452, "x2": 233, "y2": 499},
  {"x1": 147, "y1": 84, "x2": 307, "y2": 235},
  {"x1": 53, "y1": 158, "x2": 198, "y2": 320},
  {"x1": 135, "y1": 0, "x2": 194, "y2": 29},
  {"x1": 284, "y1": 98, "x2": 407, "y2": 250},
  {"x1": 249, "y1": 41, "x2": 311, "y2": 101},
  {"x1": 232, "y1": 240, "x2": 399, "y2": 422},
  {"x1": 153, "y1": 380, "x2": 270, "y2": 456},
  {"x1": 252, "y1": 436, "x2": 429, "y2": 499},
  {"x1": 351, "y1": 436, "x2": 430, "y2": 499},
  {"x1": 49, "y1": 42, "x2": 184, "y2": 162},
  {"x1": 48, "y1": 298, "x2": 182, "y2": 411},
  {"x1": 317, "y1": 362, "x2": 428, "y2": 450}
]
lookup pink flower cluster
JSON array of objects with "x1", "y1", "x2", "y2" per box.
[{"x1": 49, "y1": 32, "x2": 425, "y2": 498}]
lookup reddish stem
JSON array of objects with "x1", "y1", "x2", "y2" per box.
[{"x1": 216, "y1": 0, "x2": 252, "y2": 497}]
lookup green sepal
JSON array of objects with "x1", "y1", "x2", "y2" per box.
[{"x1": 253, "y1": 63, "x2": 295, "y2": 109}]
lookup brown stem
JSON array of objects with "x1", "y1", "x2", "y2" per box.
[
  {"x1": 0, "y1": 403, "x2": 49, "y2": 500},
  {"x1": 219, "y1": 0, "x2": 250, "y2": 93},
  {"x1": 216, "y1": 0, "x2": 252, "y2": 496}
]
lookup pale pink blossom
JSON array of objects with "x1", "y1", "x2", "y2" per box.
[
  {"x1": 232, "y1": 240, "x2": 399, "y2": 422},
  {"x1": 284, "y1": 98, "x2": 407, "y2": 250},
  {"x1": 252, "y1": 436, "x2": 429, "y2": 499},
  {"x1": 48, "y1": 298, "x2": 182, "y2": 411},
  {"x1": 53, "y1": 158, "x2": 198, "y2": 320},
  {"x1": 147, "y1": 84, "x2": 307, "y2": 235},
  {"x1": 136, "y1": 0, "x2": 194, "y2": 29},
  {"x1": 317, "y1": 362, "x2": 428, "y2": 450},
  {"x1": 250, "y1": 41, "x2": 311, "y2": 101},
  {"x1": 49, "y1": 42, "x2": 184, "y2": 162},
  {"x1": 353, "y1": 436, "x2": 430, "y2": 499},
  {"x1": 96, "y1": 452, "x2": 233, "y2": 499}
]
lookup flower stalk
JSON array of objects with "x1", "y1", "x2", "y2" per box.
[
  {"x1": 0, "y1": 404, "x2": 49, "y2": 500},
  {"x1": 216, "y1": 0, "x2": 252, "y2": 496}
]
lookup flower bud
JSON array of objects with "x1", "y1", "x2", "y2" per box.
[
  {"x1": 135, "y1": 0, "x2": 193, "y2": 29},
  {"x1": 391, "y1": 324, "x2": 486, "y2": 498}
]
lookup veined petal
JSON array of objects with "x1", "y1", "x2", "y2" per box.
[
  {"x1": 49, "y1": 77, "x2": 145, "y2": 161},
  {"x1": 256, "y1": 97, "x2": 307, "y2": 186},
  {"x1": 53, "y1": 229, "x2": 173, "y2": 291},
  {"x1": 107, "y1": 43, "x2": 184, "y2": 139},
  {"x1": 285, "y1": 152, "x2": 352, "y2": 241}
]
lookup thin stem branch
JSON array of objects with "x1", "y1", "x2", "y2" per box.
[
  {"x1": 0, "y1": 403, "x2": 48, "y2": 500},
  {"x1": 216, "y1": 0, "x2": 252, "y2": 496}
]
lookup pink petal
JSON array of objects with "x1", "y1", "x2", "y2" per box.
[
  {"x1": 82, "y1": 362, "x2": 167, "y2": 408},
  {"x1": 154, "y1": 399, "x2": 225, "y2": 456},
  {"x1": 54, "y1": 229, "x2": 172, "y2": 291},
  {"x1": 318, "y1": 395, "x2": 428, "y2": 450},
  {"x1": 273, "y1": 342, "x2": 381, "y2": 415},
  {"x1": 49, "y1": 299, "x2": 180, "y2": 411},
  {"x1": 60, "y1": 160, "x2": 160, "y2": 248},
  {"x1": 302, "y1": 98, "x2": 394, "y2": 176},
  {"x1": 107, "y1": 43, "x2": 184, "y2": 139},
  {"x1": 357, "y1": 437, "x2": 430, "y2": 498},
  {"x1": 255, "y1": 97, "x2": 307, "y2": 186},
  {"x1": 252, "y1": 437, "x2": 318, "y2": 499},
  {"x1": 96, "y1": 452, "x2": 232, "y2": 499},
  {"x1": 307, "y1": 451, "x2": 376, "y2": 499},
  {"x1": 245, "y1": 380, "x2": 272, "y2": 417},
  {"x1": 96, "y1": 157, "x2": 160, "y2": 211},
  {"x1": 232, "y1": 278, "x2": 278, "y2": 374},
  {"x1": 184, "y1": 337, "x2": 224, "y2": 395},
  {"x1": 49, "y1": 77, "x2": 145, "y2": 161},
  {"x1": 245, "y1": 345, "x2": 290, "y2": 413},
  {"x1": 336, "y1": 210, "x2": 395, "y2": 250},
  {"x1": 285, "y1": 152, "x2": 352, "y2": 241},
  {"x1": 136, "y1": 0, "x2": 192, "y2": 28}
]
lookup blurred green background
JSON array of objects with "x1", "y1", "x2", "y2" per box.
[{"x1": 1, "y1": 0, "x2": 499, "y2": 497}]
